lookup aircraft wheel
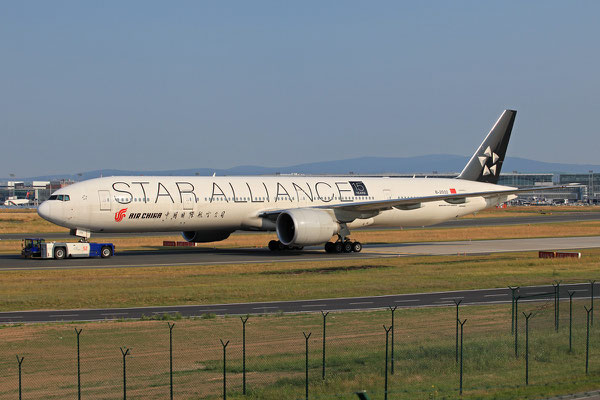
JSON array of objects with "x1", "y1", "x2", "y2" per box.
[
  {"x1": 334, "y1": 242, "x2": 343, "y2": 253},
  {"x1": 54, "y1": 247, "x2": 66, "y2": 260},
  {"x1": 277, "y1": 241, "x2": 286, "y2": 251},
  {"x1": 352, "y1": 241, "x2": 362, "y2": 253},
  {"x1": 101, "y1": 246, "x2": 112, "y2": 258},
  {"x1": 268, "y1": 240, "x2": 279, "y2": 251},
  {"x1": 342, "y1": 241, "x2": 353, "y2": 253}
]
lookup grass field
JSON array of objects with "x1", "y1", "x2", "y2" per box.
[
  {"x1": 1, "y1": 248, "x2": 599, "y2": 312},
  {"x1": 0, "y1": 208, "x2": 70, "y2": 234},
  {"x1": 2, "y1": 302, "x2": 600, "y2": 399}
]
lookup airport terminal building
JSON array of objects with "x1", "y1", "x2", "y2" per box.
[{"x1": 386, "y1": 172, "x2": 592, "y2": 204}]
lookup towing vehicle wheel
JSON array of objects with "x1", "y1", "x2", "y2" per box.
[
  {"x1": 352, "y1": 241, "x2": 362, "y2": 253},
  {"x1": 268, "y1": 240, "x2": 279, "y2": 251},
  {"x1": 342, "y1": 241, "x2": 353, "y2": 253},
  {"x1": 101, "y1": 246, "x2": 112, "y2": 258},
  {"x1": 54, "y1": 247, "x2": 66, "y2": 260}
]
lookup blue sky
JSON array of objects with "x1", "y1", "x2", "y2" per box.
[{"x1": 1, "y1": 1, "x2": 599, "y2": 177}]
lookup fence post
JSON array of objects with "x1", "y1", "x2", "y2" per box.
[
  {"x1": 383, "y1": 325, "x2": 392, "y2": 400},
  {"x1": 168, "y1": 323, "x2": 175, "y2": 400},
  {"x1": 120, "y1": 347, "x2": 130, "y2": 400},
  {"x1": 514, "y1": 296, "x2": 520, "y2": 358},
  {"x1": 523, "y1": 313, "x2": 532, "y2": 385},
  {"x1": 240, "y1": 315, "x2": 249, "y2": 394},
  {"x1": 220, "y1": 340, "x2": 229, "y2": 400},
  {"x1": 303, "y1": 332, "x2": 312, "y2": 400},
  {"x1": 75, "y1": 328, "x2": 82, "y2": 400},
  {"x1": 16, "y1": 355, "x2": 24, "y2": 400},
  {"x1": 454, "y1": 300, "x2": 462, "y2": 364},
  {"x1": 585, "y1": 306, "x2": 592, "y2": 374},
  {"x1": 321, "y1": 311, "x2": 329, "y2": 380},
  {"x1": 509, "y1": 286, "x2": 519, "y2": 335},
  {"x1": 569, "y1": 291, "x2": 575, "y2": 353},
  {"x1": 553, "y1": 281, "x2": 561, "y2": 332},
  {"x1": 388, "y1": 306, "x2": 397, "y2": 374},
  {"x1": 459, "y1": 319, "x2": 467, "y2": 396},
  {"x1": 590, "y1": 280, "x2": 596, "y2": 327}
]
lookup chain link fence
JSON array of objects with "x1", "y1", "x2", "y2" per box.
[{"x1": 1, "y1": 285, "x2": 599, "y2": 399}]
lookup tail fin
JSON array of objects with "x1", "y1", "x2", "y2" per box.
[{"x1": 457, "y1": 109, "x2": 516, "y2": 184}]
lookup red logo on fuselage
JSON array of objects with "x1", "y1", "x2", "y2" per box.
[
  {"x1": 450, "y1": 188, "x2": 457, "y2": 194},
  {"x1": 115, "y1": 208, "x2": 128, "y2": 222}
]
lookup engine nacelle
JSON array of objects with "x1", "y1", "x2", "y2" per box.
[
  {"x1": 182, "y1": 230, "x2": 232, "y2": 243},
  {"x1": 276, "y1": 209, "x2": 339, "y2": 246}
]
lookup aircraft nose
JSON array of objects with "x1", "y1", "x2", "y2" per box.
[{"x1": 37, "y1": 201, "x2": 51, "y2": 221}]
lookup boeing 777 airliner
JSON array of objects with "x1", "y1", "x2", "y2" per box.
[{"x1": 37, "y1": 110, "x2": 558, "y2": 253}]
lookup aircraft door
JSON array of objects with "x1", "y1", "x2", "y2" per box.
[
  {"x1": 98, "y1": 190, "x2": 111, "y2": 211},
  {"x1": 182, "y1": 193, "x2": 195, "y2": 211},
  {"x1": 383, "y1": 189, "x2": 392, "y2": 200}
]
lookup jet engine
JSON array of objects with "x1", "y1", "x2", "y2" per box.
[
  {"x1": 276, "y1": 209, "x2": 339, "y2": 246},
  {"x1": 181, "y1": 230, "x2": 232, "y2": 243}
]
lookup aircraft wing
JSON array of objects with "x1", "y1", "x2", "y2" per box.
[{"x1": 259, "y1": 185, "x2": 577, "y2": 219}]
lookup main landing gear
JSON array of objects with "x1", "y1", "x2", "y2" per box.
[
  {"x1": 268, "y1": 240, "x2": 304, "y2": 251},
  {"x1": 324, "y1": 240, "x2": 362, "y2": 253},
  {"x1": 267, "y1": 238, "x2": 362, "y2": 254}
]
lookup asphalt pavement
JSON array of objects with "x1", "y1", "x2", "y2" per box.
[
  {"x1": 0, "y1": 282, "x2": 594, "y2": 324},
  {"x1": 0, "y1": 235, "x2": 598, "y2": 271}
]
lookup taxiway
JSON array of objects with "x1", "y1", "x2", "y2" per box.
[
  {"x1": 0, "y1": 235, "x2": 598, "y2": 271},
  {"x1": 0, "y1": 282, "x2": 594, "y2": 324}
]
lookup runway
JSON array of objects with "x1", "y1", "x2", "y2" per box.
[
  {"x1": 0, "y1": 235, "x2": 599, "y2": 271},
  {"x1": 1, "y1": 211, "x2": 599, "y2": 241},
  {"x1": 0, "y1": 282, "x2": 595, "y2": 324}
]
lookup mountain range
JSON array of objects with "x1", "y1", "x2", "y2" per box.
[{"x1": 8, "y1": 155, "x2": 600, "y2": 182}]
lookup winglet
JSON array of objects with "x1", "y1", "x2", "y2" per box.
[{"x1": 457, "y1": 110, "x2": 516, "y2": 184}]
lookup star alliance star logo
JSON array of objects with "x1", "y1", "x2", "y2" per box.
[{"x1": 478, "y1": 145, "x2": 500, "y2": 176}]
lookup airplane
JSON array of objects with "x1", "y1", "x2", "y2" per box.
[
  {"x1": 37, "y1": 109, "x2": 564, "y2": 253},
  {"x1": 3, "y1": 195, "x2": 31, "y2": 206}
]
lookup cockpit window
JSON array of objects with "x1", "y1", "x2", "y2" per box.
[{"x1": 48, "y1": 194, "x2": 70, "y2": 201}]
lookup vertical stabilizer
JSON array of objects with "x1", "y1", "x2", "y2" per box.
[{"x1": 457, "y1": 109, "x2": 516, "y2": 184}]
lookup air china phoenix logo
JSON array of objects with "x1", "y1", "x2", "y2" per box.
[{"x1": 115, "y1": 208, "x2": 128, "y2": 222}]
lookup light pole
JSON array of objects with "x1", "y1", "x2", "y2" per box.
[{"x1": 589, "y1": 170, "x2": 594, "y2": 203}]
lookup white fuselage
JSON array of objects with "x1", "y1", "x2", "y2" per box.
[{"x1": 38, "y1": 176, "x2": 515, "y2": 234}]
